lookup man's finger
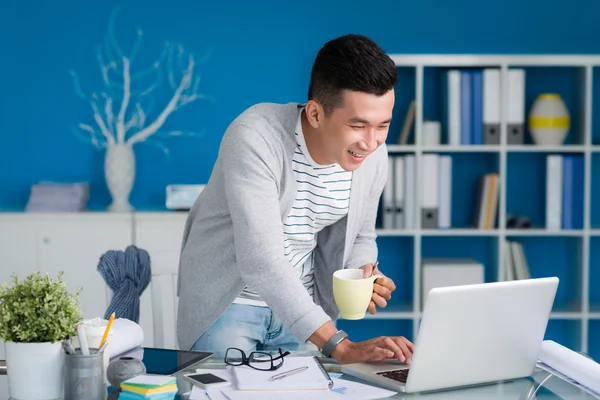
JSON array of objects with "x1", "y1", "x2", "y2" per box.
[
  {"x1": 368, "y1": 300, "x2": 377, "y2": 314},
  {"x1": 373, "y1": 283, "x2": 392, "y2": 300},
  {"x1": 375, "y1": 276, "x2": 396, "y2": 292},
  {"x1": 371, "y1": 347, "x2": 394, "y2": 361},
  {"x1": 403, "y1": 337, "x2": 415, "y2": 353},
  {"x1": 362, "y1": 264, "x2": 374, "y2": 278},
  {"x1": 382, "y1": 337, "x2": 405, "y2": 362},
  {"x1": 372, "y1": 292, "x2": 388, "y2": 308},
  {"x1": 394, "y1": 337, "x2": 412, "y2": 364}
]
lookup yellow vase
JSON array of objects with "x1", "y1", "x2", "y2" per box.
[{"x1": 528, "y1": 93, "x2": 570, "y2": 145}]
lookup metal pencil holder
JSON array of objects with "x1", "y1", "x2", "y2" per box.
[{"x1": 64, "y1": 347, "x2": 106, "y2": 400}]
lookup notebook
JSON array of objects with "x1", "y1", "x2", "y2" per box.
[{"x1": 232, "y1": 356, "x2": 333, "y2": 391}]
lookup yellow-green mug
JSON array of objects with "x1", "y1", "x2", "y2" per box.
[{"x1": 333, "y1": 269, "x2": 382, "y2": 320}]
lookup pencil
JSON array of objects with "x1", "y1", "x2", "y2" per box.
[{"x1": 99, "y1": 312, "x2": 115, "y2": 349}]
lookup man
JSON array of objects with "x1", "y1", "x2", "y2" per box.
[{"x1": 176, "y1": 34, "x2": 414, "y2": 365}]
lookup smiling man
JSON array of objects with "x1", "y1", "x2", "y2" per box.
[{"x1": 176, "y1": 34, "x2": 414, "y2": 365}]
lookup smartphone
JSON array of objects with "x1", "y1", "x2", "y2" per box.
[{"x1": 183, "y1": 372, "x2": 231, "y2": 389}]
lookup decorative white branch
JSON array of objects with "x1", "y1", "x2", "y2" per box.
[
  {"x1": 90, "y1": 94, "x2": 115, "y2": 145},
  {"x1": 116, "y1": 57, "x2": 130, "y2": 144},
  {"x1": 71, "y1": 6, "x2": 211, "y2": 153}
]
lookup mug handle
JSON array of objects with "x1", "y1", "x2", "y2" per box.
[{"x1": 368, "y1": 274, "x2": 384, "y2": 282}]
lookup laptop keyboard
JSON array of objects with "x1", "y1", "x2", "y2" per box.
[{"x1": 376, "y1": 368, "x2": 410, "y2": 383}]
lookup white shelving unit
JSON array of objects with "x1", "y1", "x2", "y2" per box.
[{"x1": 365, "y1": 54, "x2": 600, "y2": 355}]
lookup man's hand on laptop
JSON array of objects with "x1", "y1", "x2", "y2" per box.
[
  {"x1": 360, "y1": 263, "x2": 396, "y2": 315},
  {"x1": 332, "y1": 335, "x2": 414, "y2": 365}
]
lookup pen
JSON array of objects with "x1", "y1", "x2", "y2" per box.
[
  {"x1": 371, "y1": 261, "x2": 379, "y2": 277},
  {"x1": 62, "y1": 339, "x2": 76, "y2": 355},
  {"x1": 76, "y1": 324, "x2": 90, "y2": 356},
  {"x1": 268, "y1": 366, "x2": 309, "y2": 381},
  {"x1": 98, "y1": 340, "x2": 108, "y2": 354}
]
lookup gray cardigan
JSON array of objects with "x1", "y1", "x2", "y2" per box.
[{"x1": 176, "y1": 102, "x2": 388, "y2": 351}]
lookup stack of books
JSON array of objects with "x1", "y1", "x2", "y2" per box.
[
  {"x1": 118, "y1": 375, "x2": 178, "y2": 399},
  {"x1": 25, "y1": 181, "x2": 89, "y2": 212}
]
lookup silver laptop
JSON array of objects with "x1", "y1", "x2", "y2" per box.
[{"x1": 341, "y1": 277, "x2": 559, "y2": 394}]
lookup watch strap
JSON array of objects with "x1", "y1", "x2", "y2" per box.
[{"x1": 321, "y1": 330, "x2": 348, "y2": 358}]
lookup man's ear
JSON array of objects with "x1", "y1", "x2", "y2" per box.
[{"x1": 304, "y1": 100, "x2": 324, "y2": 128}]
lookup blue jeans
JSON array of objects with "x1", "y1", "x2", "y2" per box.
[{"x1": 191, "y1": 303, "x2": 318, "y2": 356}]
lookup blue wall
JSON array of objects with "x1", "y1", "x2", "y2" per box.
[{"x1": 1, "y1": 0, "x2": 600, "y2": 210}]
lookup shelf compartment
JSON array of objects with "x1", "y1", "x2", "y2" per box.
[
  {"x1": 422, "y1": 152, "x2": 499, "y2": 230},
  {"x1": 592, "y1": 66, "x2": 600, "y2": 146},
  {"x1": 421, "y1": 236, "x2": 498, "y2": 284},
  {"x1": 506, "y1": 152, "x2": 584, "y2": 230},
  {"x1": 422, "y1": 65, "x2": 503, "y2": 147},
  {"x1": 374, "y1": 236, "x2": 414, "y2": 313},
  {"x1": 588, "y1": 320, "x2": 600, "y2": 361},
  {"x1": 388, "y1": 67, "x2": 417, "y2": 146},
  {"x1": 543, "y1": 319, "x2": 582, "y2": 352},
  {"x1": 509, "y1": 65, "x2": 587, "y2": 146},
  {"x1": 588, "y1": 237, "x2": 600, "y2": 312},
  {"x1": 590, "y1": 154, "x2": 600, "y2": 229},
  {"x1": 336, "y1": 319, "x2": 414, "y2": 343},
  {"x1": 505, "y1": 236, "x2": 584, "y2": 313}
]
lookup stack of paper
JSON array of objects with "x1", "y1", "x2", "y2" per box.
[
  {"x1": 232, "y1": 356, "x2": 331, "y2": 391},
  {"x1": 119, "y1": 375, "x2": 178, "y2": 399},
  {"x1": 537, "y1": 340, "x2": 600, "y2": 398}
]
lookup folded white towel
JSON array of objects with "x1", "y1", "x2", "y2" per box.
[{"x1": 107, "y1": 318, "x2": 145, "y2": 359}]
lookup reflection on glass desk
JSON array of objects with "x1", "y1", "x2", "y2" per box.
[{"x1": 0, "y1": 348, "x2": 596, "y2": 399}]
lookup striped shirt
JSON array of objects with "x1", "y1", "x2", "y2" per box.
[{"x1": 234, "y1": 109, "x2": 353, "y2": 307}]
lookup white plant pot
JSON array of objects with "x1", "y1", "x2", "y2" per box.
[
  {"x1": 5, "y1": 341, "x2": 65, "y2": 400},
  {"x1": 528, "y1": 93, "x2": 570, "y2": 146},
  {"x1": 105, "y1": 143, "x2": 135, "y2": 212}
]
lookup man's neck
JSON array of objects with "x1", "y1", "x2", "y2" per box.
[{"x1": 301, "y1": 109, "x2": 331, "y2": 166}]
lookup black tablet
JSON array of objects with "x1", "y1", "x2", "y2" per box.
[{"x1": 141, "y1": 347, "x2": 213, "y2": 375}]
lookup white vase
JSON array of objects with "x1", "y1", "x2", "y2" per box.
[
  {"x1": 528, "y1": 93, "x2": 570, "y2": 146},
  {"x1": 5, "y1": 341, "x2": 65, "y2": 400},
  {"x1": 104, "y1": 143, "x2": 135, "y2": 212}
]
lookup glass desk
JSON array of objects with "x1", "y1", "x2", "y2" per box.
[{"x1": 0, "y1": 347, "x2": 596, "y2": 399}]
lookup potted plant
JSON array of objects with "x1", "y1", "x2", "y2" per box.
[{"x1": 0, "y1": 271, "x2": 82, "y2": 400}]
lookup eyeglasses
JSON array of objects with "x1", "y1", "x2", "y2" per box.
[{"x1": 224, "y1": 347, "x2": 290, "y2": 371}]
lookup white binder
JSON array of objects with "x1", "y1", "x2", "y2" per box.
[
  {"x1": 382, "y1": 156, "x2": 395, "y2": 229},
  {"x1": 404, "y1": 155, "x2": 415, "y2": 230},
  {"x1": 421, "y1": 154, "x2": 439, "y2": 229},
  {"x1": 507, "y1": 69, "x2": 525, "y2": 144},
  {"x1": 483, "y1": 69, "x2": 501, "y2": 145},
  {"x1": 446, "y1": 70, "x2": 461, "y2": 146},
  {"x1": 438, "y1": 155, "x2": 452, "y2": 229},
  {"x1": 546, "y1": 155, "x2": 563, "y2": 231},
  {"x1": 394, "y1": 156, "x2": 404, "y2": 229}
]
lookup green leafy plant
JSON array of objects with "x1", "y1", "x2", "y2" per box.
[{"x1": 0, "y1": 271, "x2": 82, "y2": 343}]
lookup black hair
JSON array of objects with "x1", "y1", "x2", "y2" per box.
[{"x1": 308, "y1": 34, "x2": 397, "y2": 116}]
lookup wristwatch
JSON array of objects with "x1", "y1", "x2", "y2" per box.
[{"x1": 321, "y1": 330, "x2": 348, "y2": 358}]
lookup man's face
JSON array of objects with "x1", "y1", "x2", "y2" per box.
[{"x1": 319, "y1": 89, "x2": 394, "y2": 171}]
